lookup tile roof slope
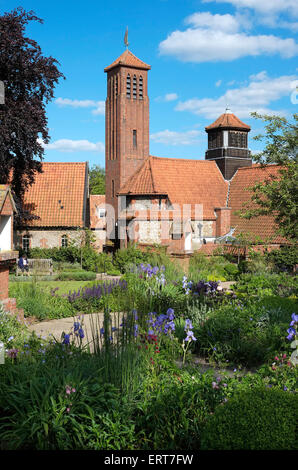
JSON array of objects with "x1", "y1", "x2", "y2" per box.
[
  {"x1": 0, "y1": 185, "x2": 8, "y2": 209},
  {"x1": 228, "y1": 164, "x2": 285, "y2": 243},
  {"x1": 104, "y1": 50, "x2": 151, "y2": 72},
  {"x1": 22, "y1": 162, "x2": 88, "y2": 228},
  {"x1": 205, "y1": 112, "x2": 250, "y2": 131},
  {"x1": 0, "y1": 185, "x2": 16, "y2": 213},
  {"x1": 90, "y1": 195, "x2": 105, "y2": 229},
  {"x1": 119, "y1": 156, "x2": 229, "y2": 219}
]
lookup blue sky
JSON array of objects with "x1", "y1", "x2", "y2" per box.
[{"x1": 1, "y1": 0, "x2": 298, "y2": 168}]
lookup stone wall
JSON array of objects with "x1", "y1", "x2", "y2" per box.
[{"x1": 16, "y1": 229, "x2": 82, "y2": 249}]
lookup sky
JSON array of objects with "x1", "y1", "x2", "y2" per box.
[{"x1": 1, "y1": 0, "x2": 298, "y2": 169}]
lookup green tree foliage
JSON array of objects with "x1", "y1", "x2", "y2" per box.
[
  {"x1": 89, "y1": 164, "x2": 105, "y2": 195},
  {"x1": 240, "y1": 113, "x2": 298, "y2": 241}
]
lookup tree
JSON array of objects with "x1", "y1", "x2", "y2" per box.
[
  {"x1": 0, "y1": 7, "x2": 64, "y2": 217},
  {"x1": 89, "y1": 164, "x2": 105, "y2": 194},
  {"x1": 241, "y1": 112, "x2": 298, "y2": 242}
]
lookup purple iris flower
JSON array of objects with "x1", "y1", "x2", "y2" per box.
[
  {"x1": 185, "y1": 319, "x2": 193, "y2": 331},
  {"x1": 78, "y1": 328, "x2": 84, "y2": 339},
  {"x1": 62, "y1": 334, "x2": 70, "y2": 345},
  {"x1": 166, "y1": 308, "x2": 175, "y2": 320}
]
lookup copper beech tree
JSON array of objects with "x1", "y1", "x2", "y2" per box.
[{"x1": 0, "y1": 7, "x2": 64, "y2": 219}]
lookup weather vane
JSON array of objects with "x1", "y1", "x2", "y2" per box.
[{"x1": 124, "y1": 27, "x2": 129, "y2": 49}]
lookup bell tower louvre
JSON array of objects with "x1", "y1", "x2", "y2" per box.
[
  {"x1": 104, "y1": 49, "x2": 151, "y2": 240},
  {"x1": 205, "y1": 108, "x2": 252, "y2": 180}
]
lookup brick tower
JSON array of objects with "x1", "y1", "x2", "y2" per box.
[
  {"x1": 205, "y1": 108, "x2": 252, "y2": 180},
  {"x1": 104, "y1": 50, "x2": 151, "y2": 241}
]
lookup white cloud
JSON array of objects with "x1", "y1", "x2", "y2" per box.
[
  {"x1": 40, "y1": 138, "x2": 104, "y2": 153},
  {"x1": 185, "y1": 12, "x2": 240, "y2": 33},
  {"x1": 150, "y1": 129, "x2": 200, "y2": 146},
  {"x1": 164, "y1": 93, "x2": 178, "y2": 101},
  {"x1": 175, "y1": 72, "x2": 297, "y2": 119},
  {"x1": 159, "y1": 27, "x2": 298, "y2": 63},
  {"x1": 55, "y1": 97, "x2": 105, "y2": 115},
  {"x1": 155, "y1": 93, "x2": 178, "y2": 102},
  {"x1": 158, "y1": 11, "x2": 298, "y2": 63},
  {"x1": 202, "y1": 0, "x2": 298, "y2": 17},
  {"x1": 215, "y1": 80, "x2": 222, "y2": 87}
]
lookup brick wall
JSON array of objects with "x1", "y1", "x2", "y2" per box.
[
  {"x1": 105, "y1": 64, "x2": 150, "y2": 237},
  {"x1": 0, "y1": 265, "x2": 9, "y2": 300}
]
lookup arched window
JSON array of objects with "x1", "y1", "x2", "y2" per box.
[
  {"x1": 126, "y1": 74, "x2": 131, "y2": 98},
  {"x1": 139, "y1": 76, "x2": 143, "y2": 100},
  {"x1": 133, "y1": 75, "x2": 137, "y2": 99},
  {"x1": 22, "y1": 234, "x2": 30, "y2": 252},
  {"x1": 61, "y1": 235, "x2": 68, "y2": 248}
]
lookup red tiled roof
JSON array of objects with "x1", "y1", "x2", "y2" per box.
[
  {"x1": 228, "y1": 164, "x2": 285, "y2": 243},
  {"x1": 206, "y1": 112, "x2": 250, "y2": 131},
  {"x1": 90, "y1": 195, "x2": 105, "y2": 229},
  {"x1": 22, "y1": 162, "x2": 88, "y2": 228},
  {"x1": 118, "y1": 156, "x2": 229, "y2": 220},
  {"x1": 104, "y1": 50, "x2": 151, "y2": 72},
  {"x1": 0, "y1": 184, "x2": 16, "y2": 213}
]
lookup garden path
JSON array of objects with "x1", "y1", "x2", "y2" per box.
[{"x1": 28, "y1": 312, "x2": 123, "y2": 352}]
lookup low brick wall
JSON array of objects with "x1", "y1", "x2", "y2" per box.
[{"x1": 0, "y1": 265, "x2": 9, "y2": 301}]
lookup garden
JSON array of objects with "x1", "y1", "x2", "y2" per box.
[{"x1": 0, "y1": 244, "x2": 297, "y2": 450}]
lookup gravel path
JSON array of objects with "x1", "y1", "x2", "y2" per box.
[{"x1": 28, "y1": 312, "x2": 123, "y2": 352}]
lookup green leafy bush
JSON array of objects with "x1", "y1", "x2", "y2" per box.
[
  {"x1": 0, "y1": 305, "x2": 26, "y2": 346},
  {"x1": 201, "y1": 387, "x2": 298, "y2": 450},
  {"x1": 190, "y1": 297, "x2": 293, "y2": 367},
  {"x1": 10, "y1": 282, "x2": 75, "y2": 320},
  {"x1": 267, "y1": 245, "x2": 298, "y2": 272},
  {"x1": 236, "y1": 273, "x2": 298, "y2": 297}
]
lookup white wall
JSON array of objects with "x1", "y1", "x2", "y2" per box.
[{"x1": 0, "y1": 216, "x2": 12, "y2": 251}]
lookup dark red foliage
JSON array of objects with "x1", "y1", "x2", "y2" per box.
[{"x1": 0, "y1": 7, "x2": 65, "y2": 219}]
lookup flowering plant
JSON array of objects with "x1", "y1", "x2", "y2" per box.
[
  {"x1": 182, "y1": 318, "x2": 197, "y2": 365},
  {"x1": 286, "y1": 313, "x2": 298, "y2": 366}
]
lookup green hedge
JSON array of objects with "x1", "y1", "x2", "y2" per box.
[
  {"x1": 201, "y1": 387, "x2": 298, "y2": 450},
  {"x1": 54, "y1": 271, "x2": 96, "y2": 281}
]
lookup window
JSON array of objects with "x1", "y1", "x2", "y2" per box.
[
  {"x1": 115, "y1": 75, "x2": 118, "y2": 97},
  {"x1": 22, "y1": 235, "x2": 30, "y2": 252},
  {"x1": 139, "y1": 76, "x2": 143, "y2": 100},
  {"x1": 61, "y1": 235, "x2": 68, "y2": 247},
  {"x1": 112, "y1": 179, "x2": 115, "y2": 198},
  {"x1": 133, "y1": 75, "x2": 137, "y2": 99},
  {"x1": 133, "y1": 130, "x2": 137, "y2": 149},
  {"x1": 126, "y1": 74, "x2": 131, "y2": 98}
]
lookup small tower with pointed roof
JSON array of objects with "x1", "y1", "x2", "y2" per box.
[
  {"x1": 205, "y1": 108, "x2": 252, "y2": 180},
  {"x1": 104, "y1": 49, "x2": 151, "y2": 238}
]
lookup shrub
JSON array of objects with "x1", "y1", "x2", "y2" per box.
[
  {"x1": 10, "y1": 282, "x2": 75, "y2": 320},
  {"x1": 201, "y1": 387, "x2": 298, "y2": 450},
  {"x1": 0, "y1": 305, "x2": 26, "y2": 346},
  {"x1": 113, "y1": 245, "x2": 151, "y2": 273},
  {"x1": 236, "y1": 273, "x2": 298, "y2": 297},
  {"x1": 267, "y1": 245, "x2": 298, "y2": 272}
]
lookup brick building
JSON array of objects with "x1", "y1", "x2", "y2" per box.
[
  {"x1": 15, "y1": 162, "x2": 92, "y2": 251},
  {"x1": 104, "y1": 49, "x2": 282, "y2": 253}
]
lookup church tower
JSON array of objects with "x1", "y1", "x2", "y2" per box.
[
  {"x1": 104, "y1": 49, "x2": 151, "y2": 240},
  {"x1": 205, "y1": 108, "x2": 252, "y2": 180}
]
